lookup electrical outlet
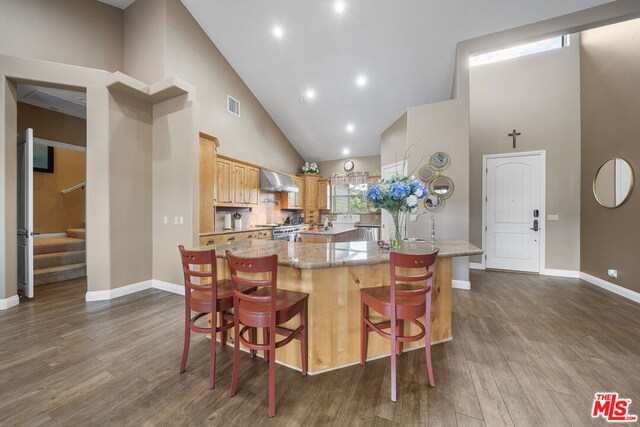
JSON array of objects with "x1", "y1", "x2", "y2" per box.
[
  {"x1": 174, "y1": 217, "x2": 178, "y2": 225},
  {"x1": 608, "y1": 269, "x2": 618, "y2": 278},
  {"x1": 179, "y1": 216, "x2": 184, "y2": 225},
  {"x1": 163, "y1": 216, "x2": 168, "y2": 224},
  {"x1": 547, "y1": 214, "x2": 559, "y2": 221}
]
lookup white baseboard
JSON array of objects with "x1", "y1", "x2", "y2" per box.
[
  {"x1": 85, "y1": 280, "x2": 153, "y2": 301},
  {"x1": 469, "y1": 262, "x2": 484, "y2": 270},
  {"x1": 579, "y1": 272, "x2": 640, "y2": 304},
  {"x1": 0, "y1": 295, "x2": 20, "y2": 310},
  {"x1": 85, "y1": 279, "x2": 184, "y2": 301},
  {"x1": 151, "y1": 280, "x2": 184, "y2": 295},
  {"x1": 452, "y1": 280, "x2": 471, "y2": 290},
  {"x1": 34, "y1": 233, "x2": 67, "y2": 240},
  {"x1": 542, "y1": 269, "x2": 580, "y2": 278}
]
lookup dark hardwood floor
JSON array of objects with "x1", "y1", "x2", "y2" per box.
[{"x1": 1, "y1": 271, "x2": 639, "y2": 426}]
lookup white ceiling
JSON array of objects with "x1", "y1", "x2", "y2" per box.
[
  {"x1": 18, "y1": 84, "x2": 86, "y2": 119},
  {"x1": 181, "y1": 1, "x2": 612, "y2": 161},
  {"x1": 97, "y1": 0, "x2": 136, "y2": 9}
]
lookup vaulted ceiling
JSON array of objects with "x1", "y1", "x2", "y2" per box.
[{"x1": 181, "y1": 0, "x2": 612, "y2": 161}]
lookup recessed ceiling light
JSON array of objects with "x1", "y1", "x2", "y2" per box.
[
  {"x1": 342, "y1": 148, "x2": 350, "y2": 155},
  {"x1": 305, "y1": 88, "x2": 316, "y2": 100},
  {"x1": 334, "y1": 1, "x2": 346, "y2": 14},
  {"x1": 346, "y1": 123, "x2": 355, "y2": 133},
  {"x1": 273, "y1": 26, "x2": 284, "y2": 39},
  {"x1": 355, "y1": 74, "x2": 368, "y2": 87}
]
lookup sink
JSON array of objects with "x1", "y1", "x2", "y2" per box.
[{"x1": 403, "y1": 237, "x2": 426, "y2": 243}]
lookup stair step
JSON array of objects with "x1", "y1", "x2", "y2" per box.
[
  {"x1": 34, "y1": 237, "x2": 85, "y2": 255},
  {"x1": 34, "y1": 250, "x2": 86, "y2": 269},
  {"x1": 34, "y1": 263, "x2": 86, "y2": 286},
  {"x1": 66, "y1": 228, "x2": 86, "y2": 239}
]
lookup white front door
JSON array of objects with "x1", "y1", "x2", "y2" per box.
[
  {"x1": 484, "y1": 152, "x2": 544, "y2": 273},
  {"x1": 381, "y1": 161, "x2": 407, "y2": 242},
  {"x1": 17, "y1": 129, "x2": 35, "y2": 298}
]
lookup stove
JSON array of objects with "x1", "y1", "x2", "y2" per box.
[{"x1": 256, "y1": 224, "x2": 301, "y2": 241}]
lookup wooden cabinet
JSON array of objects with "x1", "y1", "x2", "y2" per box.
[
  {"x1": 318, "y1": 179, "x2": 330, "y2": 210},
  {"x1": 304, "y1": 175, "x2": 319, "y2": 209},
  {"x1": 199, "y1": 133, "x2": 219, "y2": 233},
  {"x1": 199, "y1": 229, "x2": 272, "y2": 246},
  {"x1": 215, "y1": 157, "x2": 259, "y2": 208},
  {"x1": 216, "y1": 158, "x2": 233, "y2": 206},
  {"x1": 281, "y1": 176, "x2": 305, "y2": 209},
  {"x1": 245, "y1": 167, "x2": 259, "y2": 207},
  {"x1": 233, "y1": 162, "x2": 246, "y2": 205}
]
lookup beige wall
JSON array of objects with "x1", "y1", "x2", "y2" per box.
[
  {"x1": 381, "y1": 113, "x2": 407, "y2": 166},
  {"x1": 469, "y1": 38, "x2": 582, "y2": 270},
  {"x1": 124, "y1": 0, "x2": 166, "y2": 84},
  {"x1": 17, "y1": 103, "x2": 86, "y2": 147},
  {"x1": 316, "y1": 155, "x2": 381, "y2": 177},
  {"x1": 108, "y1": 91, "x2": 153, "y2": 289},
  {"x1": 152, "y1": 95, "x2": 199, "y2": 286},
  {"x1": 406, "y1": 100, "x2": 470, "y2": 282},
  {"x1": 580, "y1": 18, "x2": 640, "y2": 294},
  {"x1": 33, "y1": 148, "x2": 86, "y2": 234},
  {"x1": 162, "y1": 0, "x2": 304, "y2": 174},
  {"x1": 0, "y1": 0, "x2": 123, "y2": 72}
]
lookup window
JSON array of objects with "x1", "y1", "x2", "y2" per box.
[
  {"x1": 469, "y1": 35, "x2": 569, "y2": 67},
  {"x1": 332, "y1": 183, "x2": 369, "y2": 214}
]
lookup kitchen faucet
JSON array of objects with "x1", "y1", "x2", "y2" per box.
[{"x1": 416, "y1": 211, "x2": 436, "y2": 243}]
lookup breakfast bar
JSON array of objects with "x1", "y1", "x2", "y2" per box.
[{"x1": 207, "y1": 239, "x2": 482, "y2": 374}]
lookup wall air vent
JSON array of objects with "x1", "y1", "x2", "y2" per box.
[{"x1": 227, "y1": 95, "x2": 240, "y2": 117}]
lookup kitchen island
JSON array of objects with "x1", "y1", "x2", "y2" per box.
[{"x1": 206, "y1": 239, "x2": 482, "y2": 374}]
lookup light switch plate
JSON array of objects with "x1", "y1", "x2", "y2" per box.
[{"x1": 547, "y1": 214, "x2": 559, "y2": 221}]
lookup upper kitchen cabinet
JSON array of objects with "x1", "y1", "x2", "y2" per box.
[
  {"x1": 199, "y1": 132, "x2": 219, "y2": 233},
  {"x1": 215, "y1": 156, "x2": 260, "y2": 208},
  {"x1": 281, "y1": 176, "x2": 305, "y2": 209},
  {"x1": 302, "y1": 174, "x2": 319, "y2": 210},
  {"x1": 216, "y1": 157, "x2": 233, "y2": 206}
]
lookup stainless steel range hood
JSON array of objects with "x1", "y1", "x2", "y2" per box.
[{"x1": 259, "y1": 169, "x2": 299, "y2": 193}]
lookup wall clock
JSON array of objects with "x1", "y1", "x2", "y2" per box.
[{"x1": 344, "y1": 160, "x2": 354, "y2": 171}]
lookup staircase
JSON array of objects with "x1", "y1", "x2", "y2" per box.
[{"x1": 34, "y1": 229, "x2": 86, "y2": 285}]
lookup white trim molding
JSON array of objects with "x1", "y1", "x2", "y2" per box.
[
  {"x1": 542, "y1": 269, "x2": 580, "y2": 278},
  {"x1": 85, "y1": 279, "x2": 184, "y2": 301},
  {"x1": 0, "y1": 295, "x2": 20, "y2": 310},
  {"x1": 579, "y1": 272, "x2": 640, "y2": 304},
  {"x1": 34, "y1": 233, "x2": 68, "y2": 240},
  {"x1": 85, "y1": 280, "x2": 153, "y2": 301},
  {"x1": 469, "y1": 262, "x2": 484, "y2": 270},
  {"x1": 452, "y1": 280, "x2": 471, "y2": 290},
  {"x1": 152, "y1": 280, "x2": 184, "y2": 296}
]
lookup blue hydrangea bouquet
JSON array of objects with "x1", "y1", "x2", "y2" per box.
[{"x1": 367, "y1": 175, "x2": 427, "y2": 247}]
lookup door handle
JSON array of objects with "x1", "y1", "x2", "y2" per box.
[
  {"x1": 530, "y1": 219, "x2": 539, "y2": 231},
  {"x1": 31, "y1": 231, "x2": 40, "y2": 236}
]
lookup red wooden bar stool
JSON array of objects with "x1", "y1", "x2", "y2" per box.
[
  {"x1": 178, "y1": 245, "x2": 256, "y2": 389},
  {"x1": 360, "y1": 249, "x2": 439, "y2": 402},
  {"x1": 226, "y1": 250, "x2": 309, "y2": 417}
]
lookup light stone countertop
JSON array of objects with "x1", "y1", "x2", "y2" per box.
[
  {"x1": 195, "y1": 239, "x2": 482, "y2": 269},
  {"x1": 299, "y1": 227, "x2": 357, "y2": 236},
  {"x1": 199, "y1": 226, "x2": 274, "y2": 237}
]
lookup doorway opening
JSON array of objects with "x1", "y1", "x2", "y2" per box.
[{"x1": 17, "y1": 83, "x2": 87, "y2": 299}]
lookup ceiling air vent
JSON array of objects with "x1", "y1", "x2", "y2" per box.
[{"x1": 227, "y1": 95, "x2": 240, "y2": 117}]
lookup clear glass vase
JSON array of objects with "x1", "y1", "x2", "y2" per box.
[{"x1": 389, "y1": 211, "x2": 404, "y2": 248}]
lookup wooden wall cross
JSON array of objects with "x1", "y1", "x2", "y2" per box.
[{"x1": 508, "y1": 129, "x2": 521, "y2": 148}]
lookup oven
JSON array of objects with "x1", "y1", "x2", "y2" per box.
[{"x1": 271, "y1": 225, "x2": 301, "y2": 242}]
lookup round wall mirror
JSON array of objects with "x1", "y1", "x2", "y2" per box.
[
  {"x1": 424, "y1": 194, "x2": 445, "y2": 212},
  {"x1": 429, "y1": 152, "x2": 450, "y2": 170},
  {"x1": 593, "y1": 158, "x2": 634, "y2": 208},
  {"x1": 429, "y1": 175, "x2": 454, "y2": 199},
  {"x1": 418, "y1": 165, "x2": 436, "y2": 183}
]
